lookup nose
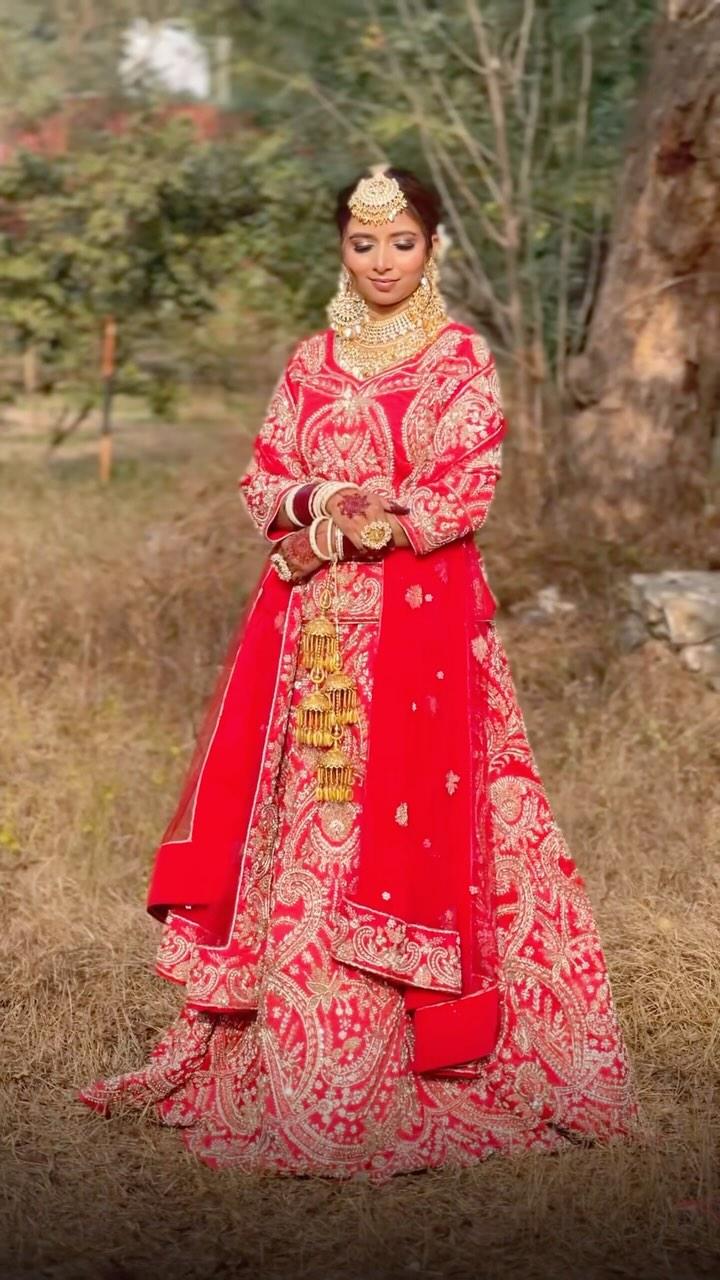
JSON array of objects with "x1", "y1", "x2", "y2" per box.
[{"x1": 374, "y1": 247, "x2": 391, "y2": 273}]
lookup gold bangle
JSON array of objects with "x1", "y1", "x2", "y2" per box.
[{"x1": 359, "y1": 518, "x2": 393, "y2": 550}]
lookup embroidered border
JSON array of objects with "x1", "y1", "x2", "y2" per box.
[{"x1": 330, "y1": 895, "x2": 462, "y2": 993}]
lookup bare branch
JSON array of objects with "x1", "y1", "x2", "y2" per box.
[
  {"x1": 46, "y1": 400, "x2": 93, "y2": 453},
  {"x1": 511, "y1": 0, "x2": 536, "y2": 117},
  {"x1": 395, "y1": 0, "x2": 506, "y2": 217},
  {"x1": 517, "y1": 41, "x2": 542, "y2": 210},
  {"x1": 556, "y1": 31, "x2": 593, "y2": 395},
  {"x1": 573, "y1": 199, "x2": 605, "y2": 353},
  {"x1": 236, "y1": 60, "x2": 386, "y2": 162}
]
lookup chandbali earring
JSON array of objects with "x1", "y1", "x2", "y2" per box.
[
  {"x1": 420, "y1": 253, "x2": 441, "y2": 296},
  {"x1": 327, "y1": 265, "x2": 369, "y2": 339},
  {"x1": 417, "y1": 252, "x2": 448, "y2": 332}
]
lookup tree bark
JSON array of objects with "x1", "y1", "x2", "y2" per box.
[{"x1": 565, "y1": 0, "x2": 720, "y2": 532}]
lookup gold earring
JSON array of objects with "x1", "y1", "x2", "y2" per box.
[
  {"x1": 415, "y1": 253, "x2": 447, "y2": 334},
  {"x1": 421, "y1": 254, "x2": 440, "y2": 292},
  {"x1": 327, "y1": 265, "x2": 369, "y2": 338}
]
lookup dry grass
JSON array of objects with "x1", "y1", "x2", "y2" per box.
[{"x1": 1, "y1": 402, "x2": 719, "y2": 1280}]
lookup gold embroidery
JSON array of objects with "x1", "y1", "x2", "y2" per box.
[
  {"x1": 405, "y1": 585, "x2": 423, "y2": 609},
  {"x1": 81, "y1": 620, "x2": 637, "y2": 1178},
  {"x1": 331, "y1": 897, "x2": 462, "y2": 993},
  {"x1": 472, "y1": 633, "x2": 489, "y2": 663}
]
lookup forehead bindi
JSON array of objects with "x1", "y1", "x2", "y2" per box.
[{"x1": 345, "y1": 211, "x2": 424, "y2": 240}]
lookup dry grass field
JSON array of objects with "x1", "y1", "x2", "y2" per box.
[{"x1": 1, "y1": 389, "x2": 719, "y2": 1280}]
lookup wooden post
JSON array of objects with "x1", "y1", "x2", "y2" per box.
[
  {"x1": 99, "y1": 316, "x2": 116, "y2": 483},
  {"x1": 23, "y1": 344, "x2": 38, "y2": 432},
  {"x1": 23, "y1": 345, "x2": 38, "y2": 394}
]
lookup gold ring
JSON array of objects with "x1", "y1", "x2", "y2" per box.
[{"x1": 359, "y1": 519, "x2": 393, "y2": 550}]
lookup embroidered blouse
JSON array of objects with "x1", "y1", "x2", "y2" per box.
[{"x1": 238, "y1": 320, "x2": 505, "y2": 557}]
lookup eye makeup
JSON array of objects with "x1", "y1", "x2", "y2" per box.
[{"x1": 352, "y1": 242, "x2": 417, "y2": 253}]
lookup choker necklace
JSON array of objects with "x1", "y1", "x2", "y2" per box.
[{"x1": 332, "y1": 279, "x2": 449, "y2": 382}]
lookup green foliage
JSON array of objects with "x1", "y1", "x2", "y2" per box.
[
  {"x1": 0, "y1": 0, "x2": 657, "y2": 398},
  {"x1": 0, "y1": 115, "x2": 256, "y2": 398}
]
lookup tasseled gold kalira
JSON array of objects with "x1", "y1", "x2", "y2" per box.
[
  {"x1": 323, "y1": 671, "x2": 359, "y2": 725},
  {"x1": 295, "y1": 563, "x2": 359, "y2": 804},
  {"x1": 316, "y1": 747, "x2": 355, "y2": 803},
  {"x1": 300, "y1": 615, "x2": 340, "y2": 682},
  {"x1": 295, "y1": 690, "x2": 335, "y2": 748}
]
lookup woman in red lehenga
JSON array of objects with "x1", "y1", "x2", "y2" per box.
[{"x1": 77, "y1": 165, "x2": 638, "y2": 1180}]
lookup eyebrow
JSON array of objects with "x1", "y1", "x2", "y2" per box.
[{"x1": 347, "y1": 231, "x2": 419, "y2": 241}]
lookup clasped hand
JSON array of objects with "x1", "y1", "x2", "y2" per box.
[
  {"x1": 279, "y1": 486, "x2": 408, "y2": 582},
  {"x1": 325, "y1": 486, "x2": 395, "y2": 549}
]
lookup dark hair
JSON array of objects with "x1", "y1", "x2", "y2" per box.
[{"x1": 334, "y1": 166, "x2": 443, "y2": 247}]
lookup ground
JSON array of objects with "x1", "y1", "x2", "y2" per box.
[{"x1": 0, "y1": 390, "x2": 718, "y2": 1280}]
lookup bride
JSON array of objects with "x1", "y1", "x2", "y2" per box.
[{"x1": 77, "y1": 164, "x2": 637, "y2": 1180}]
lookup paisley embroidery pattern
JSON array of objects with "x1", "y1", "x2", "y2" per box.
[{"x1": 330, "y1": 897, "x2": 462, "y2": 992}]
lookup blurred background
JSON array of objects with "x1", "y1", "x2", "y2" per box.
[{"x1": 1, "y1": 3, "x2": 719, "y2": 1279}]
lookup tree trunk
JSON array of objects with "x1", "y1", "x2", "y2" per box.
[{"x1": 565, "y1": 0, "x2": 720, "y2": 532}]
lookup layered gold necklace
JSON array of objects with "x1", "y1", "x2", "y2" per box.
[{"x1": 331, "y1": 274, "x2": 449, "y2": 382}]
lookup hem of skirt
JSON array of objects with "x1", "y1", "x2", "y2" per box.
[
  {"x1": 154, "y1": 963, "x2": 187, "y2": 986},
  {"x1": 75, "y1": 1085, "x2": 640, "y2": 1181},
  {"x1": 75, "y1": 1087, "x2": 110, "y2": 1117},
  {"x1": 174, "y1": 1119, "x2": 640, "y2": 1183},
  {"x1": 153, "y1": 961, "x2": 261, "y2": 1013}
]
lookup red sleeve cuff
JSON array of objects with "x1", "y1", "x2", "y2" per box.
[{"x1": 394, "y1": 513, "x2": 423, "y2": 555}]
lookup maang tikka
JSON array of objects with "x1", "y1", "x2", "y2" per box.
[{"x1": 346, "y1": 164, "x2": 408, "y2": 225}]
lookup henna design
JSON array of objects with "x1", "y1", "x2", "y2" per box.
[
  {"x1": 337, "y1": 490, "x2": 371, "y2": 519},
  {"x1": 284, "y1": 529, "x2": 319, "y2": 576}
]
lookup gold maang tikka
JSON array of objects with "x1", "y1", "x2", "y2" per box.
[{"x1": 346, "y1": 164, "x2": 408, "y2": 226}]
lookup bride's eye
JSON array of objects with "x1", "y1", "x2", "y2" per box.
[{"x1": 352, "y1": 245, "x2": 373, "y2": 254}]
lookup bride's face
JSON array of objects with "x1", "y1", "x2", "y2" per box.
[{"x1": 341, "y1": 211, "x2": 438, "y2": 311}]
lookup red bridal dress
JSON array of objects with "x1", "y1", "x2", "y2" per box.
[{"x1": 77, "y1": 321, "x2": 638, "y2": 1180}]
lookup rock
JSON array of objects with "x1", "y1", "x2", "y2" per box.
[
  {"x1": 624, "y1": 570, "x2": 720, "y2": 689},
  {"x1": 617, "y1": 611, "x2": 649, "y2": 653},
  {"x1": 508, "y1": 584, "x2": 578, "y2": 625}
]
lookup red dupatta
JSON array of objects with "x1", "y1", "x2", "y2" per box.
[{"x1": 331, "y1": 536, "x2": 500, "y2": 1073}]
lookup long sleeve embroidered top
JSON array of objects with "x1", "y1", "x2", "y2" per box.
[{"x1": 238, "y1": 321, "x2": 506, "y2": 556}]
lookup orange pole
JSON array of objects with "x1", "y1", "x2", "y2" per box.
[{"x1": 99, "y1": 316, "x2": 117, "y2": 483}]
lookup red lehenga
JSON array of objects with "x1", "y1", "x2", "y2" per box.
[{"x1": 77, "y1": 321, "x2": 638, "y2": 1180}]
